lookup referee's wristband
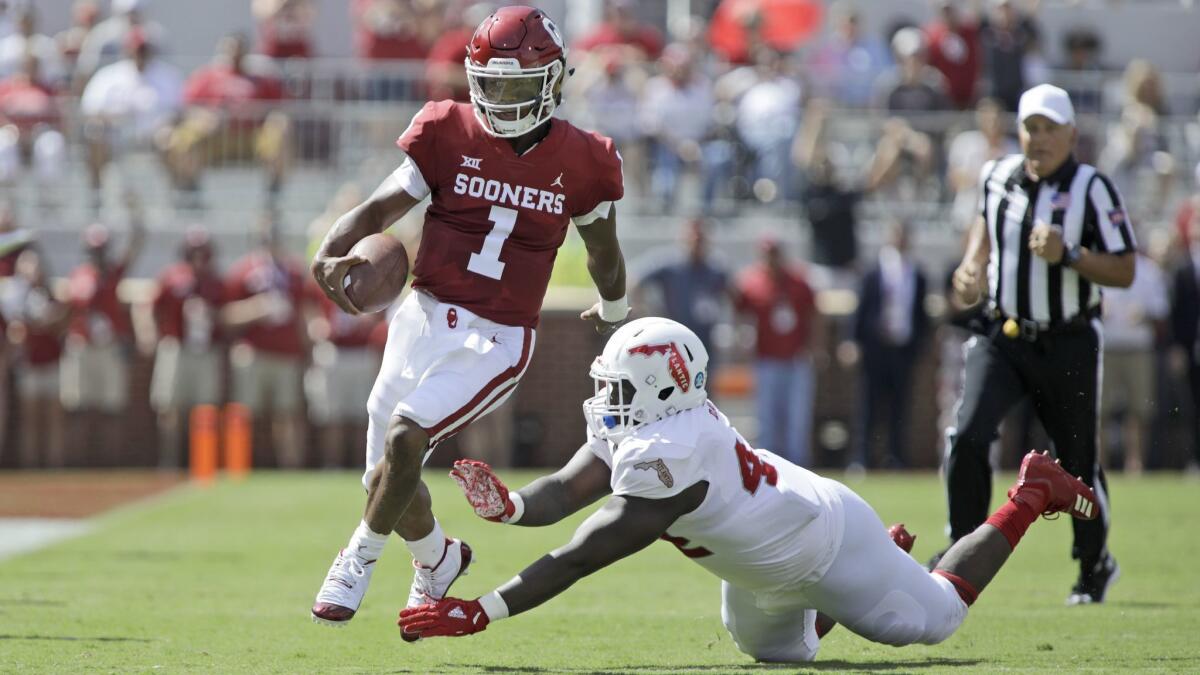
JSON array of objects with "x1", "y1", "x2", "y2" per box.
[{"x1": 598, "y1": 295, "x2": 630, "y2": 322}]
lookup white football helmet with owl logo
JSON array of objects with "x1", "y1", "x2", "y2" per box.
[{"x1": 584, "y1": 317, "x2": 710, "y2": 442}]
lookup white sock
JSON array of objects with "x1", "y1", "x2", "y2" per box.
[
  {"x1": 347, "y1": 520, "x2": 388, "y2": 563},
  {"x1": 405, "y1": 519, "x2": 447, "y2": 568}
]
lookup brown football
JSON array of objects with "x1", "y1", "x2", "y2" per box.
[{"x1": 343, "y1": 233, "x2": 409, "y2": 314}]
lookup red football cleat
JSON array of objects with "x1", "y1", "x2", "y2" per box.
[
  {"x1": 1007, "y1": 451, "x2": 1098, "y2": 520},
  {"x1": 888, "y1": 523, "x2": 916, "y2": 554}
]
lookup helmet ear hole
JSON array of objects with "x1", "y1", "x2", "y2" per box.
[{"x1": 657, "y1": 386, "x2": 675, "y2": 401}]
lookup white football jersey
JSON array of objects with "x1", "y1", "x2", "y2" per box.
[{"x1": 587, "y1": 401, "x2": 845, "y2": 593}]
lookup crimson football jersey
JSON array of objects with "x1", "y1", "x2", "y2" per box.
[{"x1": 396, "y1": 100, "x2": 623, "y2": 328}]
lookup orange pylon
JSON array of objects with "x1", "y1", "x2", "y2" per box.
[
  {"x1": 223, "y1": 403, "x2": 253, "y2": 479},
  {"x1": 189, "y1": 405, "x2": 219, "y2": 483}
]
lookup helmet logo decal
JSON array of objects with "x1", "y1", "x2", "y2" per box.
[
  {"x1": 447, "y1": 308, "x2": 458, "y2": 329},
  {"x1": 627, "y1": 342, "x2": 691, "y2": 393},
  {"x1": 633, "y1": 459, "x2": 674, "y2": 488},
  {"x1": 543, "y1": 16, "x2": 564, "y2": 49},
  {"x1": 694, "y1": 371, "x2": 705, "y2": 389}
]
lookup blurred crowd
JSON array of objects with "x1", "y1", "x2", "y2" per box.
[
  {"x1": 0, "y1": 0, "x2": 1196, "y2": 219},
  {"x1": 0, "y1": 196, "x2": 395, "y2": 470},
  {"x1": 632, "y1": 212, "x2": 1200, "y2": 474},
  {"x1": 0, "y1": 0, "x2": 1199, "y2": 471}
]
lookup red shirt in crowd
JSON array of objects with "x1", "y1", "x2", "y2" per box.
[
  {"x1": 574, "y1": 22, "x2": 664, "y2": 60},
  {"x1": 18, "y1": 285, "x2": 64, "y2": 366},
  {"x1": 924, "y1": 20, "x2": 981, "y2": 109},
  {"x1": 1176, "y1": 197, "x2": 1197, "y2": 245},
  {"x1": 67, "y1": 261, "x2": 131, "y2": 344},
  {"x1": 224, "y1": 252, "x2": 314, "y2": 357},
  {"x1": 352, "y1": 0, "x2": 429, "y2": 60},
  {"x1": 184, "y1": 65, "x2": 284, "y2": 107},
  {"x1": 734, "y1": 264, "x2": 817, "y2": 359},
  {"x1": 368, "y1": 316, "x2": 389, "y2": 354},
  {"x1": 425, "y1": 27, "x2": 473, "y2": 101},
  {"x1": 0, "y1": 77, "x2": 59, "y2": 133},
  {"x1": 257, "y1": 20, "x2": 313, "y2": 59},
  {"x1": 153, "y1": 262, "x2": 226, "y2": 348},
  {"x1": 396, "y1": 101, "x2": 624, "y2": 328},
  {"x1": 319, "y1": 293, "x2": 382, "y2": 348}
]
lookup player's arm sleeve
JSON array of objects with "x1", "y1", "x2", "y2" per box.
[
  {"x1": 572, "y1": 138, "x2": 625, "y2": 227},
  {"x1": 389, "y1": 155, "x2": 430, "y2": 201},
  {"x1": 511, "y1": 443, "x2": 613, "y2": 527},
  {"x1": 394, "y1": 102, "x2": 443, "y2": 197},
  {"x1": 492, "y1": 484, "x2": 706, "y2": 617},
  {"x1": 1086, "y1": 173, "x2": 1137, "y2": 254}
]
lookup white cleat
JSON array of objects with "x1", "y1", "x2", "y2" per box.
[
  {"x1": 311, "y1": 549, "x2": 376, "y2": 627},
  {"x1": 400, "y1": 538, "x2": 473, "y2": 642}
]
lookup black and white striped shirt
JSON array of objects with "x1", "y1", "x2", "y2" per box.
[{"x1": 979, "y1": 154, "x2": 1136, "y2": 324}]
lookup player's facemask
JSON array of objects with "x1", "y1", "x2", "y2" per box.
[
  {"x1": 465, "y1": 57, "x2": 564, "y2": 138},
  {"x1": 583, "y1": 361, "x2": 640, "y2": 442}
]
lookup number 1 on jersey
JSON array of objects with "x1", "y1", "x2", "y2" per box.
[{"x1": 468, "y1": 205, "x2": 516, "y2": 280}]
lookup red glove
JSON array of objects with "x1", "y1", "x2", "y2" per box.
[
  {"x1": 450, "y1": 459, "x2": 517, "y2": 522},
  {"x1": 399, "y1": 597, "x2": 490, "y2": 638}
]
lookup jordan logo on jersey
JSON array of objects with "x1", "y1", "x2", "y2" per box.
[
  {"x1": 627, "y1": 343, "x2": 691, "y2": 393},
  {"x1": 551, "y1": 173, "x2": 564, "y2": 188},
  {"x1": 461, "y1": 156, "x2": 482, "y2": 170},
  {"x1": 634, "y1": 459, "x2": 674, "y2": 487}
]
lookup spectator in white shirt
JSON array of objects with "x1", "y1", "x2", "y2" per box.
[
  {"x1": 75, "y1": 0, "x2": 166, "y2": 82},
  {"x1": 1102, "y1": 251, "x2": 1169, "y2": 474},
  {"x1": 79, "y1": 29, "x2": 181, "y2": 202},
  {"x1": 736, "y1": 48, "x2": 802, "y2": 204},
  {"x1": 946, "y1": 97, "x2": 1019, "y2": 229},
  {"x1": 639, "y1": 43, "x2": 715, "y2": 211},
  {"x1": 0, "y1": 6, "x2": 64, "y2": 87}
]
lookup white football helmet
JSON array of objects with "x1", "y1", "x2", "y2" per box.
[{"x1": 584, "y1": 317, "x2": 710, "y2": 442}]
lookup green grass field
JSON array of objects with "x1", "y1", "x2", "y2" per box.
[{"x1": 4, "y1": 471, "x2": 1199, "y2": 674}]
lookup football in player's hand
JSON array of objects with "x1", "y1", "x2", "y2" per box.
[{"x1": 343, "y1": 233, "x2": 409, "y2": 314}]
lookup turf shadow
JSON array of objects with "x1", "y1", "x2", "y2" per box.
[
  {"x1": 1110, "y1": 600, "x2": 1191, "y2": 609},
  {"x1": 0, "y1": 598, "x2": 67, "y2": 606},
  {"x1": 442, "y1": 660, "x2": 980, "y2": 673},
  {"x1": 0, "y1": 634, "x2": 154, "y2": 643}
]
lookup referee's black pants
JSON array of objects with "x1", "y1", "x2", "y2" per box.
[{"x1": 945, "y1": 320, "x2": 1110, "y2": 570}]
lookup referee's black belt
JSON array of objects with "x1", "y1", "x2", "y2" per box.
[{"x1": 984, "y1": 305, "x2": 1101, "y2": 342}]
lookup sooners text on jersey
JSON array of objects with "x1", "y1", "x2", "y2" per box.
[{"x1": 397, "y1": 101, "x2": 624, "y2": 328}]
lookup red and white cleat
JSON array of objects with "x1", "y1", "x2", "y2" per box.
[
  {"x1": 400, "y1": 538, "x2": 473, "y2": 642},
  {"x1": 1008, "y1": 451, "x2": 1099, "y2": 520},
  {"x1": 312, "y1": 549, "x2": 376, "y2": 627}
]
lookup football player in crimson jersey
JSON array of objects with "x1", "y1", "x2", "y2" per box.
[
  {"x1": 401, "y1": 320, "x2": 1102, "y2": 662},
  {"x1": 310, "y1": 6, "x2": 629, "y2": 634}
]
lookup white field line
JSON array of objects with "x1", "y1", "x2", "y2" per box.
[{"x1": 0, "y1": 475, "x2": 198, "y2": 562}]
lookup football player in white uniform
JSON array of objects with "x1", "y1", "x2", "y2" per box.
[{"x1": 399, "y1": 318, "x2": 1100, "y2": 662}]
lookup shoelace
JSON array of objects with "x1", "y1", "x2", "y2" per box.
[
  {"x1": 326, "y1": 553, "x2": 367, "y2": 587},
  {"x1": 412, "y1": 563, "x2": 436, "y2": 597}
]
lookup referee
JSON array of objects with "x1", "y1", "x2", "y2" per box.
[{"x1": 940, "y1": 84, "x2": 1135, "y2": 605}]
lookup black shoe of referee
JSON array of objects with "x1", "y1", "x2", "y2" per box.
[{"x1": 1066, "y1": 554, "x2": 1120, "y2": 605}]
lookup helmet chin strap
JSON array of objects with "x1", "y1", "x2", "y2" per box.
[{"x1": 485, "y1": 106, "x2": 543, "y2": 137}]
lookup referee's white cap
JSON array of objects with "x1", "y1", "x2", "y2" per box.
[{"x1": 1018, "y1": 84, "x2": 1075, "y2": 126}]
